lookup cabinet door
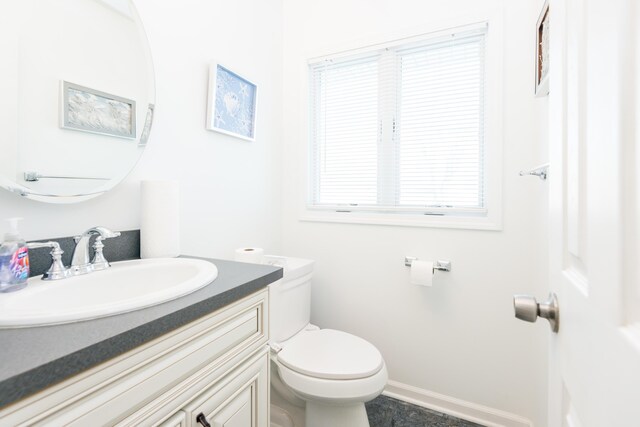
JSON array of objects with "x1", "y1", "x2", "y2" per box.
[
  {"x1": 187, "y1": 350, "x2": 269, "y2": 427},
  {"x1": 205, "y1": 387, "x2": 252, "y2": 427}
]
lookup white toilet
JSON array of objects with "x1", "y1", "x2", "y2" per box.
[{"x1": 267, "y1": 257, "x2": 388, "y2": 427}]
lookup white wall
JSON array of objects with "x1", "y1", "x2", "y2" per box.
[
  {"x1": 0, "y1": 0, "x2": 284, "y2": 259},
  {"x1": 281, "y1": 0, "x2": 549, "y2": 425}
]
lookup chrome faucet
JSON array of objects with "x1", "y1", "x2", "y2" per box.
[{"x1": 70, "y1": 226, "x2": 121, "y2": 275}]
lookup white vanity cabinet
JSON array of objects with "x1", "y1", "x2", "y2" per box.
[{"x1": 0, "y1": 290, "x2": 269, "y2": 427}]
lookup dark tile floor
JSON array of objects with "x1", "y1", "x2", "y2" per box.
[{"x1": 366, "y1": 395, "x2": 485, "y2": 427}]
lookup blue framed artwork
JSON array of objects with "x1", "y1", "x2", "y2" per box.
[{"x1": 206, "y1": 63, "x2": 257, "y2": 141}]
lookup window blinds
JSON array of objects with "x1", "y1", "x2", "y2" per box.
[
  {"x1": 309, "y1": 55, "x2": 380, "y2": 206},
  {"x1": 309, "y1": 26, "x2": 487, "y2": 214}
]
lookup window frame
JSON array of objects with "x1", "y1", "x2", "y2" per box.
[{"x1": 299, "y1": 20, "x2": 503, "y2": 231}]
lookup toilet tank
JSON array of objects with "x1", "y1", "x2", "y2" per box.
[{"x1": 268, "y1": 257, "x2": 315, "y2": 343}]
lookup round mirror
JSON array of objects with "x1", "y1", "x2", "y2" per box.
[{"x1": 0, "y1": 0, "x2": 155, "y2": 203}]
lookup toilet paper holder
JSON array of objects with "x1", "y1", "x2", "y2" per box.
[{"x1": 404, "y1": 257, "x2": 451, "y2": 272}]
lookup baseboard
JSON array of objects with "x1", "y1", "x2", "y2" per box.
[{"x1": 383, "y1": 380, "x2": 533, "y2": 427}]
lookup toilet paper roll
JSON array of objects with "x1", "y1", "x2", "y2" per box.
[
  {"x1": 235, "y1": 247, "x2": 265, "y2": 264},
  {"x1": 410, "y1": 260, "x2": 434, "y2": 286},
  {"x1": 140, "y1": 180, "x2": 180, "y2": 259}
]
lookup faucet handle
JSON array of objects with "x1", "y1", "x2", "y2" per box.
[
  {"x1": 91, "y1": 237, "x2": 112, "y2": 271},
  {"x1": 26, "y1": 241, "x2": 70, "y2": 281},
  {"x1": 90, "y1": 229, "x2": 121, "y2": 270}
]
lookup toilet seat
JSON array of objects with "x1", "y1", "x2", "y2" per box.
[
  {"x1": 277, "y1": 329, "x2": 384, "y2": 380},
  {"x1": 276, "y1": 359, "x2": 388, "y2": 403},
  {"x1": 273, "y1": 328, "x2": 388, "y2": 404}
]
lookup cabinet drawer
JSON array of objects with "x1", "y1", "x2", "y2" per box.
[
  {"x1": 159, "y1": 412, "x2": 186, "y2": 427},
  {"x1": 185, "y1": 349, "x2": 269, "y2": 427},
  {"x1": 0, "y1": 290, "x2": 268, "y2": 426}
]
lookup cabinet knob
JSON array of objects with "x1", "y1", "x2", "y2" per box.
[{"x1": 196, "y1": 413, "x2": 212, "y2": 427}]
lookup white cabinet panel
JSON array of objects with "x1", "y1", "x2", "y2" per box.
[
  {"x1": 210, "y1": 388, "x2": 252, "y2": 427},
  {"x1": 186, "y1": 350, "x2": 269, "y2": 427}
]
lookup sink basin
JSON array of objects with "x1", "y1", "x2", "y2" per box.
[{"x1": 0, "y1": 258, "x2": 218, "y2": 328}]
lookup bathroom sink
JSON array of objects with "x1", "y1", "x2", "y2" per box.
[{"x1": 0, "y1": 258, "x2": 218, "y2": 328}]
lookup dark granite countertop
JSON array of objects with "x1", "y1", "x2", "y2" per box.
[{"x1": 0, "y1": 257, "x2": 282, "y2": 409}]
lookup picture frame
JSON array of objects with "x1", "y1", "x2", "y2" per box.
[
  {"x1": 535, "y1": 0, "x2": 550, "y2": 97},
  {"x1": 138, "y1": 103, "x2": 154, "y2": 147},
  {"x1": 206, "y1": 63, "x2": 258, "y2": 141},
  {"x1": 60, "y1": 81, "x2": 136, "y2": 139}
]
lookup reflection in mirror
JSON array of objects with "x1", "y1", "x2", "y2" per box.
[{"x1": 0, "y1": 0, "x2": 155, "y2": 203}]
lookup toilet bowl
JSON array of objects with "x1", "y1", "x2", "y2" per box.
[
  {"x1": 273, "y1": 328, "x2": 388, "y2": 427},
  {"x1": 267, "y1": 257, "x2": 387, "y2": 427}
]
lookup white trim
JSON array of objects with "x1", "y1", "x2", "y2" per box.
[
  {"x1": 308, "y1": 22, "x2": 489, "y2": 64},
  {"x1": 298, "y1": 10, "x2": 502, "y2": 63},
  {"x1": 384, "y1": 380, "x2": 533, "y2": 427},
  {"x1": 300, "y1": 211, "x2": 502, "y2": 231},
  {"x1": 620, "y1": 323, "x2": 640, "y2": 354}
]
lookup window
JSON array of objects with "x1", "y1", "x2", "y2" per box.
[{"x1": 307, "y1": 24, "x2": 499, "y2": 228}]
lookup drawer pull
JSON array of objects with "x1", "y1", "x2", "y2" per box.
[{"x1": 196, "y1": 413, "x2": 211, "y2": 427}]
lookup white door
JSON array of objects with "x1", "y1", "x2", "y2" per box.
[{"x1": 546, "y1": 0, "x2": 640, "y2": 425}]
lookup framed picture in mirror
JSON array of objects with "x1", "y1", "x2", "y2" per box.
[
  {"x1": 206, "y1": 63, "x2": 257, "y2": 141},
  {"x1": 139, "y1": 104, "x2": 155, "y2": 147},
  {"x1": 60, "y1": 81, "x2": 137, "y2": 139}
]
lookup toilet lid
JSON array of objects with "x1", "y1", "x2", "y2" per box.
[{"x1": 277, "y1": 329, "x2": 384, "y2": 380}]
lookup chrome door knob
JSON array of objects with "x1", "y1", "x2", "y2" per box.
[{"x1": 513, "y1": 293, "x2": 559, "y2": 333}]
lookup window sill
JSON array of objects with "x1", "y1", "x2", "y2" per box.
[{"x1": 300, "y1": 210, "x2": 502, "y2": 231}]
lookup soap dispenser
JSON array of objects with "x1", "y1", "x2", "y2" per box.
[{"x1": 0, "y1": 218, "x2": 29, "y2": 292}]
